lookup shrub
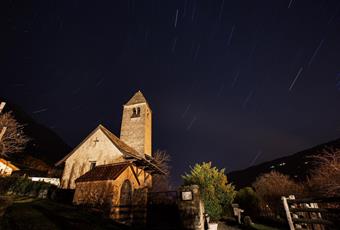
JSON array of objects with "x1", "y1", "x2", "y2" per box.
[
  {"x1": 243, "y1": 216, "x2": 253, "y2": 226},
  {"x1": 0, "y1": 176, "x2": 55, "y2": 197},
  {"x1": 0, "y1": 176, "x2": 18, "y2": 195},
  {"x1": 182, "y1": 162, "x2": 236, "y2": 221},
  {"x1": 235, "y1": 187, "x2": 259, "y2": 217}
]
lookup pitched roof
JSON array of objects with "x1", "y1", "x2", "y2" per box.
[
  {"x1": 0, "y1": 158, "x2": 19, "y2": 171},
  {"x1": 55, "y1": 125, "x2": 143, "y2": 166},
  {"x1": 125, "y1": 90, "x2": 148, "y2": 106},
  {"x1": 75, "y1": 162, "x2": 130, "y2": 183}
]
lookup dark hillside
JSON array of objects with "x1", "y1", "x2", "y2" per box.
[
  {"x1": 228, "y1": 138, "x2": 340, "y2": 189},
  {"x1": 1, "y1": 100, "x2": 71, "y2": 169}
]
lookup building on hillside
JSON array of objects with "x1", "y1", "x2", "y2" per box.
[
  {"x1": 0, "y1": 158, "x2": 19, "y2": 176},
  {"x1": 29, "y1": 177, "x2": 60, "y2": 186},
  {"x1": 55, "y1": 91, "x2": 164, "y2": 216}
]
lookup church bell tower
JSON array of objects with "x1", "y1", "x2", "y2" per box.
[{"x1": 120, "y1": 90, "x2": 152, "y2": 156}]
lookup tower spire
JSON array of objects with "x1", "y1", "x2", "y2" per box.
[{"x1": 125, "y1": 90, "x2": 148, "y2": 106}]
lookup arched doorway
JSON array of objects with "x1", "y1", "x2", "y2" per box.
[{"x1": 119, "y1": 180, "x2": 132, "y2": 223}]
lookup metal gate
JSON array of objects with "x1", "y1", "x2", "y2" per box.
[{"x1": 146, "y1": 191, "x2": 181, "y2": 229}]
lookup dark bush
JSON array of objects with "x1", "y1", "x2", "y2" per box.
[
  {"x1": 234, "y1": 187, "x2": 260, "y2": 218},
  {"x1": 0, "y1": 176, "x2": 56, "y2": 198}
]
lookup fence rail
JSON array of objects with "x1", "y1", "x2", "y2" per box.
[
  {"x1": 287, "y1": 197, "x2": 340, "y2": 204},
  {"x1": 282, "y1": 195, "x2": 340, "y2": 230},
  {"x1": 290, "y1": 207, "x2": 340, "y2": 213}
]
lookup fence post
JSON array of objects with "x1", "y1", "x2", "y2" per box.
[
  {"x1": 310, "y1": 202, "x2": 325, "y2": 230},
  {"x1": 282, "y1": 196, "x2": 295, "y2": 230},
  {"x1": 0, "y1": 127, "x2": 7, "y2": 142},
  {"x1": 0, "y1": 102, "x2": 6, "y2": 113},
  {"x1": 0, "y1": 101, "x2": 6, "y2": 142}
]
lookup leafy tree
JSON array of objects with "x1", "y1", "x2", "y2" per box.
[
  {"x1": 182, "y1": 162, "x2": 236, "y2": 221},
  {"x1": 0, "y1": 112, "x2": 29, "y2": 156}
]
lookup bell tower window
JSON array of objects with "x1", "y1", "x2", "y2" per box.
[{"x1": 131, "y1": 107, "x2": 141, "y2": 118}]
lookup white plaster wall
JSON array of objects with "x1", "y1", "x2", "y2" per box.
[
  {"x1": 61, "y1": 128, "x2": 125, "y2": 189},
  {"x1": 30, "y1": 177, "x2": 60, "y2": 186}
]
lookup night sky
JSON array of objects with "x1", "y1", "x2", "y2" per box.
[{"x1": 3, "y1": 0, "x2": 340, "y2": 185}]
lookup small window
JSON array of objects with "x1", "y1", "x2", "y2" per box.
[
  {"x1": 90, "y1": 162, "x2": 96, "y2": 170},
  {"x1": 131, "y1": 107, "x2": 141, "y2": 118}
]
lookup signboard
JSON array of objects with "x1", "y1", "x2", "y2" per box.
[{"x1": 181, "y1": 191, "x2": 193, "y2": 201}]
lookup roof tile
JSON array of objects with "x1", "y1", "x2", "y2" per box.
[{"x1": 75, "y1": 162, "x2": 130, "y2": 183}]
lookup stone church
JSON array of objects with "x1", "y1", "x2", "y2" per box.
[{"x1": 56, "y1": 91, "x2": 164, "y2": 216}]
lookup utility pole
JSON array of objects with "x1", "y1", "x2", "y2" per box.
[{"x1": 0, "y1": 101, "x2": 6, "y2": 142}]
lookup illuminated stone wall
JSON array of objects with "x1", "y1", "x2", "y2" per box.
[
  {"x1": 73, "y1": 166, "x2": 149, "y2": 225},
  {"x1": 61, "y1": 128, "x2": 125, "y2": 189},
  {"x1": 120, "y1": 103, "x2": 152, "y2": 156}
]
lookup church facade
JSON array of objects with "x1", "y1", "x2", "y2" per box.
[{"x1": 56, "y1": 91, "x2": 163, "y2": 215}]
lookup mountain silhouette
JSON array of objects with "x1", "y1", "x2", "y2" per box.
[{"x1": 228, "y1": 138, "x2": 340, "y2": 189}]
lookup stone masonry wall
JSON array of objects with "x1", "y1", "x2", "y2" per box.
[
  {"x1": 120, "y1": 103, "x2": 152, "y2": 156},
  {"x1": 178, "y1": 185, "x2": 205, "y2": 230}
]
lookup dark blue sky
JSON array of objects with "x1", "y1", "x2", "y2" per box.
[{"x1": 3, "y1": 0, "x2": 340, "y2": 184}]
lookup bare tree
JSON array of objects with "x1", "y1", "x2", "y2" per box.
[
  {"x1": 307, "y1": 148, "x2": 340, "y2": 197},
  {"x1": 253, "y1": 171, "x2": 304, "y2": 217},
  {"x1": 0, "y1": 112, "x2": 29, "y2": 157},
  {"x1": 151, "y1": 150, "x2": 171, "y2": 192}
]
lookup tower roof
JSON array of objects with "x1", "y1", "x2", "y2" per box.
[{"x1": 125, "y1": 90, "x2": 148, "y2": 106}]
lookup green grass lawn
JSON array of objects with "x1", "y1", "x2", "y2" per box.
[
  {"x1": 0, "y1": 196, "x2": 129, "y2": 230},
  {"x1": 0, "y1": 196, "x2": 13, "y2": 218}
]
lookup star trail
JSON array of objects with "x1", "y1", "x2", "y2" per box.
[{"x1": 3, "y1": 0, "x2": 340, "y2": 185}]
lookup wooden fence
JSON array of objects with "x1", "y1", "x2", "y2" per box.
[{"x1": 282, "y1": 195, "x2": 340, "y2": 230}]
